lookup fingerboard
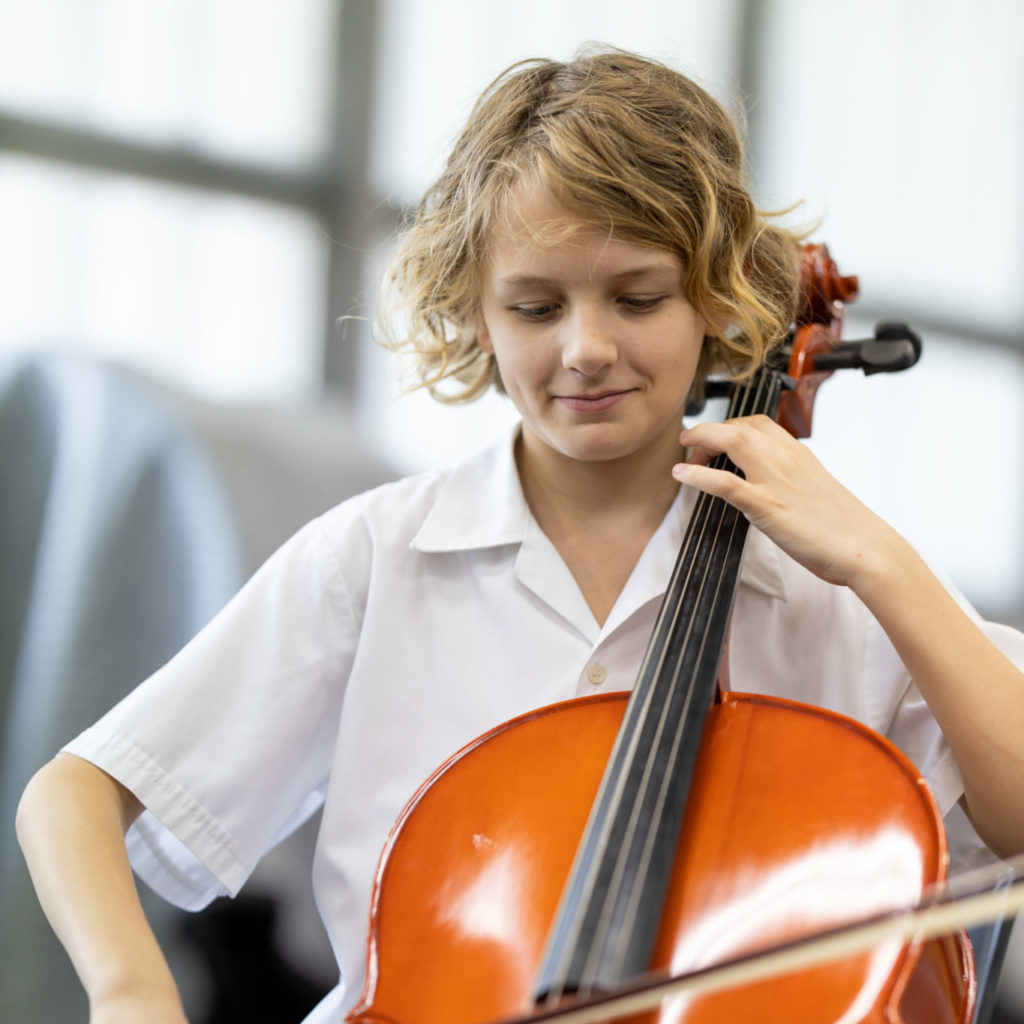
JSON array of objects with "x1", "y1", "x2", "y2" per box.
[{"x1": 533, "y1": 368, "x2": 783, "y2": 1002}]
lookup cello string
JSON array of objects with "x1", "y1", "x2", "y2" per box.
[
  {"x1": 571, "y1": 373, "x2": 756, "y2": 994},
  {"x1": 597, "y1": 371, "x2": 771, "y2": 974},
  {"x1": 545, "y1": 477, "x2": 723, "y2": 997},
  {"x1": 609, "y1": 371, "x2": 775, "y2": 957},
  {"x1": 543, "y1": 365, "x2": 781, "y2": 999},
  {"x1": 594, "y1": 368, "x2": 781, "y2": 986},
  {"x1": 543, "y1": 386, "x2": 745, "y2": 997},
  {"x1": 572, "y1": 368, "x2": 777, "y2": 995},
  {"x1": 543, "y1": 405, "x2": 731, "y2": 999}
]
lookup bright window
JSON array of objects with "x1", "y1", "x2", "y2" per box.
[
  {"x1": 0, "y1": 0, "x2": 335, "y2": 168},
  {"x1": 0, "y1": 0, "x2": 337, "y2": 401},
  {"x1": 0, "y1": 155, "x2": 327, "y2": 401}
]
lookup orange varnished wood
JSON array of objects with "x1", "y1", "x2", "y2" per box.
[
  {"x1": 344, "y1": 692, "x2": 974, "y2": 1024},
  {"x1": 778, "y1": 243, "x2": 859, "y2": 439}
]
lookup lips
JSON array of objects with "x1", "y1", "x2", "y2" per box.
[{"x1": 556, "y1": 390, "x2": 633, "y2": 413}]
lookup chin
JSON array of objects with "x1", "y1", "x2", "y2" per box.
[
  {"x1": 526, "y1": 416, "x2": 669, "y2": 466},
  {"x1": 554, "y1": 432, "x2": 646, "y2": 464}
]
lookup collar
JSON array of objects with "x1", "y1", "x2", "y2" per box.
[
  {"x1": 410, "y1": 426, "x2": 530, "y2": 553},
  {"x1": 409, "y1": 423, "x2": 787, "y2": 603}
]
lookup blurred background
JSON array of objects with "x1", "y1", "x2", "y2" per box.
[{"x1": 1, "y1": 0, "x2": 1022, "y2": 1021}]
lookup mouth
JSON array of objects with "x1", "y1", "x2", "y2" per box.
[{"x1": 555, "y1": 389, "x2": 634, "y2": 413}]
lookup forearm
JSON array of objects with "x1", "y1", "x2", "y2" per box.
[
  {"x1": 675, "y1": 418, "x2": 1024, "y2": 857},
  {"x1": 849, "y1": 532, "x2": 1024, "y2": 859},
  {"x1": 16, "y1": 753, "x2": 187, "y2": 1019}
]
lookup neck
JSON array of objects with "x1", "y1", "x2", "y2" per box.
[{"x1": 516, "y1": 428, "x2": 683, "y2": 537}]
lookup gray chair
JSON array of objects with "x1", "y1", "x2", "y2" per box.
[{"x1": 0, "y1": 351, "x2": 393, "y2": 1022}]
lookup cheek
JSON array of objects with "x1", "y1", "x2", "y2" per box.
[
  {"x1": 645, "y1": 332, "x2": 702, "y2": 374},
  {"x1": 489, "y1": 347, "x2": 528, "y2": 393},
  {"x1": 486, "y1": 328, "x2": 539, "y2": 372},
  {"x1": 488, "y1": 342, "x2": 549, "y2": 408}
]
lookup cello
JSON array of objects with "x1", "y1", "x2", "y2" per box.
[{"x1": 342, "y1": 244, "x2": 975, "y2": 1024}]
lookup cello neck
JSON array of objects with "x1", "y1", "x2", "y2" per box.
[{"x1": 533, "y1": 368, "x2": 784, "y2": 1004}]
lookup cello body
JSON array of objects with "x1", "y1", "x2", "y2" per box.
[{"x1": 344, "y1": 690, "x2": 974, "y2": 1024}]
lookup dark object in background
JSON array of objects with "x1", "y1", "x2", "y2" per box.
[{"x1": 183, "y1": 894, "x2": 330, "y2": 1024}]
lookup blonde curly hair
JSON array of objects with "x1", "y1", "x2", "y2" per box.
[{"x1": 377, "y1": 46, "x2": 801, "y2": 403}]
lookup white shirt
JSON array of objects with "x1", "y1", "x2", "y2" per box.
[{"x1": 65, "y1": 426, "x2": 1023, "y2": 1021}]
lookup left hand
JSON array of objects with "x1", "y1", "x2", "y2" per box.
[{"x1": 672, "y1": 415, "x2": 899, "y2": 589}]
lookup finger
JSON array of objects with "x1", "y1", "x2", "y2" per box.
[
  {"x1": 683, "y1": 444, "x2": 714, "y2": 467},
  {"x1": 678, "y1": 427, "x2": 714, "y2": 467},
  {"x1": 671, "y1": 460, "x2": 749, "y2": 509},
  {"x1": 726, "y1": 412, "x2": 783, "y2": 435},
  {"x1": 679, "y1": 421, "x2": 726, "y2": 454},
  {"x1": 680, "y1": 420, "x2": 760, "y2": 464},
  {"x1": 683, "y1": 413, "x2": 782, "y2": 446}
]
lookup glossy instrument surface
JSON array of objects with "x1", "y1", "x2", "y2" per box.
[
  {"x1": 778, "y1": 242, "x2": 859, "y2": 439},
  {"x1": 345, "y1": 692, "x2": 973, "y2": 1024}
]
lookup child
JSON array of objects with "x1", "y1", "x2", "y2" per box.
[{"x1": 17, "y1": 46, "x2": 1024, "y2": 1024}]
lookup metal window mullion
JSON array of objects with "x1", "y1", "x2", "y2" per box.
[
  {"x1": 320, "y1": 0, "x2": 384, "y2": 398},
  {"x1": 0, "y1": 109, "x2": 331, "y2": 214}
]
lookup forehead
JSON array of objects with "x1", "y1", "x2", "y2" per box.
[{"x1": 485, "y1": 181, "x2": 682, "y2": 281}]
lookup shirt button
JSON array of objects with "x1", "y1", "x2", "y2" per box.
[{"x1": 586, "y1": 662, "x2": 608, "y2": 686}]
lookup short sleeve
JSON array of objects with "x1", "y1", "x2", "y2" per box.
[{"x1": 63, "y1": 514, "x2": 359, "y2": 910}]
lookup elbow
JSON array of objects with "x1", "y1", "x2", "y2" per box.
[
  {"x1": 960, "y1": 793, "x2": 1024, "y2": 862},
  {"x1": 982, "y1": 833, "x2": 1024, "y2": 863}
]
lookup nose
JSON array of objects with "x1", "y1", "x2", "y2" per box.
[{"x1": 561, "y1": 307, "x2": 618, "y2": 376}]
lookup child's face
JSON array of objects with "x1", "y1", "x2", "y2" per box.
[{"x1": 477, "y1": 184, "x2": 705, "y2": 473}]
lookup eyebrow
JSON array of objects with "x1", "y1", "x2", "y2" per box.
[{"x1": 496, "y1": 264, "x2": 680, "y2": 288}]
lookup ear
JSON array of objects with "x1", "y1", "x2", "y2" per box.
[
  {"x1": 475, "y1": 310, "x2": 495, "y2": 355},
  {"x1": 701, "y1": 304, "x2": 730, "y2": 341}
]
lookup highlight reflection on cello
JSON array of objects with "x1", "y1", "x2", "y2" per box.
[{"x1": 17, "y1": 46, "x2": 1024, "y2": 1024}]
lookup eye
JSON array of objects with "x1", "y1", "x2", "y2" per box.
[
  {"x1": 513, "y1": 303, "x2": 560, "y2": 321},
  {"x1": 620, "y1": 295, "x2": 665, "y2": 312}
]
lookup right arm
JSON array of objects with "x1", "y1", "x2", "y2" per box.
[{"x1": 16, "y1": 753, "x2": 189, "y2": 1024}]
